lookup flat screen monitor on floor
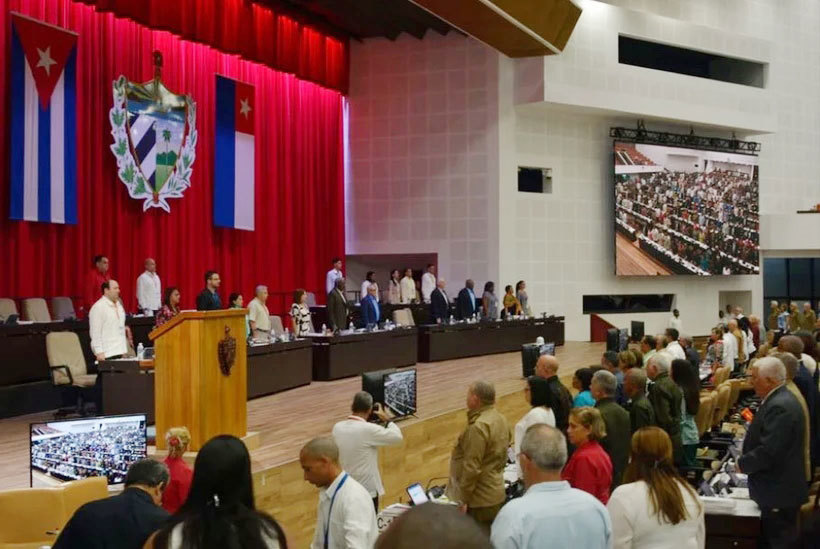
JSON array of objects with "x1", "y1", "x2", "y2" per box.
[
  {"x1": 383, "y1": 368, "x2": 417, "y2": 418},
  {"x1": 30, "y1": 414, "x2": 147, "y2": 487},
  {"x1": 362, "y1": 368, "x2": 395, "y2": 405}
]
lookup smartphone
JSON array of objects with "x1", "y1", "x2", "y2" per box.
[{"x1": 406, "y1": 482, "x2": 429, "y2": 506}]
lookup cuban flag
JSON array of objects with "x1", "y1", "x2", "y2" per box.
[
  {"x1": 9, "y1": 13, "x2": 78, "y2": 224},
  {"x1": 214, "y1": 75, "x2": 255, "y2": 231}
]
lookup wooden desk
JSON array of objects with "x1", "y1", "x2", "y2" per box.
[
  {"x1": 97, "y1": 360, "x2": 155, "y2": 423},
  {"x1": 417, "y1": 317, "x2": 565, "y2": 362},
  {"x1": 247, "y1": 340, "x2": 313, "y2": 398},
  {"x1": 307, "y1": 328, "x2": 418, "y2": 381},
  {"x1": 705, "y1": 511, "x2": 760, "y2": 548}
]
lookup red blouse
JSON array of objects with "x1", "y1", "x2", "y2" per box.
[
  {"x1": 561, "y1": 440, "x2": 613, "y2": 504},
  {"x1": 162, "y1": 456, "x2": 193, "y2": 514}
]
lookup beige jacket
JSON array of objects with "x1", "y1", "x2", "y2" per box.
[{"x1": 448, "y1": 405, "x2": 511, "y2": 508}]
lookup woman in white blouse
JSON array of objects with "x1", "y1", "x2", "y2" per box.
[
  {"x1": 514, "y1": 376, "x2": 555, "y2": 475},
  {"x1": 607, "y1": 427, "x2": 704, "y2": 549}
]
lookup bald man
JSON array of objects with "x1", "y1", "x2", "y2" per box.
[
  {"x1": 300, "y1": 437, "x2": 377, "y2": 549},
  {"x1": 376, "y1": 502, "x2": 491, "y2": 549},
  {"x1": 136, "y1": 258, "x2": 161, "y2": 314},
  {"x1": 535, "y1": 355, "x2": 573, "y2": 433}
]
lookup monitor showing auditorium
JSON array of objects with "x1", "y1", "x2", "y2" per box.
[{"x1": 614, "y1": 141, "x2": 760, "y2": 276}]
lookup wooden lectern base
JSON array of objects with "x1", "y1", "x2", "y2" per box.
[{"x1": 148, "y1": 431, "x2": 260, "y2": 462}]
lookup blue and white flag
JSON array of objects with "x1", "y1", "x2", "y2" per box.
[
  {"x1": 9, "y1": 13, "x2": 78, "y2": 224},
  {"x1": 214, "y1": 75, "x2": 255, "y2": 231}
]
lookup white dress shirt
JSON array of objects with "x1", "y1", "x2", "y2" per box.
[
  {"x1": 514, "y1": 407, "x2": 555, "y2": 477},
  {"x1": 667, "y1": 316, "x2": 682, "y2": 332},
  {"x1": 360, "y1": 281, "x2": 379, "y2": 302},
  {"x1": 607, "y1": 480, "x2": 704, "y2": 549},
  {"x1": 88, "y1": 296, "x2": 127, "y2": 358},
  {"x1": 721, "y1": 332, "x2": 736, "y2": 370},
  {"x1": 399, "y1": 276, "x2": 415, "y2": 304},
  {"x1": 310, "y1": 471, "x2": 378, "y2": 549},
  {"x1": 136, "y1": 271, "x2": 161, "y2": 312},
  {"x1": 326, "y1": 268, "x2": 343, "y2": 295},
  {"x1": 421, "y1": 272, "x2": 436, "y2": 303},
  {"x1": 331, "y1": 416, "x2": 403, "y2": 497},
  {"x1": 665, "y1": 341, "x2": 686, "y2": 361}
]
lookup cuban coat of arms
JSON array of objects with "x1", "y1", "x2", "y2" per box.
[{"x1": 109, "y1": 51, "x2": 197, "y2": 212}]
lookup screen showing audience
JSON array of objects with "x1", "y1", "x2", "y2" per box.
[
  {"x1": 384, "y1": 369, "x2": 417, "y2": 417},
  {"x1": 614, "y1": 140, "x2": 759, "y2": 276},
  {"x1": 30, "y1": 414, "x2": 147, "y2": 487}
]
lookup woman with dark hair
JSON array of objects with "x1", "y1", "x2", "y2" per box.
[
  {"x1": 502, "y1": 285, "x2": 522, "y2": 317},
  {"x1": 482, "y1": 281, "x2": 498, "y2": 320},
  {"x1": 515, "y1": 280, "x2": 528, "y2": 315},
  {"x1": 607, "y1": 427, "x2": 704, "y2": 548},
  {"x1": 514, "y1": 376, "x2": 555, "y2": 476},
  {"x1": 289, "y1": 289, "x2": 312, "y2": 337},
  {"x1": 572, "y1": 367, "x2": 596, "y2": 407},
  {"x1": 670, "y1": 359, "x2": 700, "y2": 466},
  {"x1": 228, "y1": 293, "x2": 243, "y2": 308},
  {"x1": 148, "y1": 435, "x2": 287, "y2": 549},
  {"x1": 387, "y1": 269, "x2": 401, "y2": 305},
  {"x1": 155, "y1": 287, "x2": 181, "y2": 328},
  {"x1": 738, "y1": 315, "x2": 756, "y2": 362}
]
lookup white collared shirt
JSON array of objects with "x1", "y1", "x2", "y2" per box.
[
  {"x1": 665, "y1": 341, "x2": 686, "y2": 361},
  {"x1": 399, "y1": 277, "x2": 415, "y2": 304},
  {"x1": 88, "y1": 296, "x2": 127, "y2": 358},
  {"x1": 310, "y1": 471, "x2": 377, "y2": 549},
  {"x1": 421, "y1": 272, "x2": 436, "y2": 303},
  {"x1": 331, "y1": 416, "x2": 403, "y2": 497},
  {"x1": 136, "y1": 271, "x2": 161, "y2": 312},
  {"x1": 326, "y1": 268, "x2": 343, "y2": 295}
]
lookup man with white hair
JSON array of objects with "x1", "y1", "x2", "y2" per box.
[
  {"x1": 767, "y1": 300, "x2": 779, "y2": 332},
  {"x1": 490, "y1": 424, "x2": 611, "y2": 549},
  {"x1": 738, "y1": 357, "x2": 807, "y2": 548},
  {"x1": 591, "y1": 370, "x2": 630, "y2": 489},
  {"x1": 802, "y1": 301, "x2": 818, "y2": 332},
  {"x1": 646, "y1": 353, "x2": 683, "y2": 464},
  {"x1": 247, "y1": 285, "x2": 271, "y2": 339},
  {"x1": 430, "y1": 277, "x2": 450, "y2": 324},
  {"x1": 721, "y1": 320, "x2": 737, "y2": 371}
]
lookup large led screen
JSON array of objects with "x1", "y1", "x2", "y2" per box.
[{"x1": 614, "y1": 141, "x2": 759, "y2": 276}]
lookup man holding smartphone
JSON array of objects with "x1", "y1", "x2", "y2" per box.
[{"x1": 332, "y1": 392, "x2": 404, "y2": 511}]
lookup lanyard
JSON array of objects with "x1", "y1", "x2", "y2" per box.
[{"x1": 324, "y1": 473, "x2": 348, "y2": 549}]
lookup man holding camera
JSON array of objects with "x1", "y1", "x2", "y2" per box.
[{"x1": 332, "y1": 392, "x2": 404, "y2": 511}]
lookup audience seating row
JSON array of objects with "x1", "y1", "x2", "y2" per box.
[
  {"x1": 0, "y1": 297, "x2": 76, "y2": 322},
  {"x1": 0, "y1": 476, "x2": 107, "y2": 548}
]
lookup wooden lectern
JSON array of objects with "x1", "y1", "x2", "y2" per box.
[{"x1": 149, "y1": 309, "x2": 248, "y2": 451}]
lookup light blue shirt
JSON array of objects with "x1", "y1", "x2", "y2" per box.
[
  {"x1": 573, "y1": 390, "x2": 596, "y2": 408},
  {"x1": 491, "y1": 481, "x2": 612, "y2": 549}
]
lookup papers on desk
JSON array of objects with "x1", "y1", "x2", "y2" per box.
[{"x1": 701, "y1": 496, "x2": 759, "y2": 517}]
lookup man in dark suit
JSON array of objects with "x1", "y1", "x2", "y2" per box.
[
  {"x1": 327, "y1": 277, "x2": 349, "y2": 332},
  {"x1": 534, "y1": 355, "x2": 573, "y2": 434},
  {"x1": 739, "y1": 357, "x2": 808, "y2": 548},
  {"x1": 624, "y1": 367, "x2": 655, "y2": 432},
  {"x1": 430, "y1": 279, "x2": 450, "y2": 323},
  {"x1": 54, "y1": 459, "x2": 170, "y2": 549},
  {"x1": 591, "y1": 369, "x2": 631, "y2": 490},
  {"x1": 360, "y1": 284, "x2": 380, "y2": 328},
  {"x1": 647, "y1": 353, "x2": 683, "y2": 464},
  {"x1": 456, "y1": 279, "x2": 477, "y2": 320}
]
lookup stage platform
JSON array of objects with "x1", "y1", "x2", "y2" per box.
[{"x1": 0, "y1": 340, "x2": 604, "y2": 545}]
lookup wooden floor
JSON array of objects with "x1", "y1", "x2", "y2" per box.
[
  {"x1": 615, "y1": 232, "x2": 672, "y2": 276},
  {"x1": 0, "y1": 341, "x2": 604, "y2": 491}
]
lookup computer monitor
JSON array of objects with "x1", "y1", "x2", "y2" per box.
[
  {"x1": 539, "y1": 342, "x2": 555, "y2": 356},
  {"x1": 606, "y1": 328, "x2": 620, "y2": 352},
  {"x1": 383, "y1": 368, "x2": 417, "y2": 417},
  {"x1": 630, "y1": 321, "x2": 644, "y2": 342},
  {"x1": 361, "y1": 368, "x2": 396, "y2": 405},
  {"x1": 30, "y1": 414, "x2": 147, "y2": 487}
]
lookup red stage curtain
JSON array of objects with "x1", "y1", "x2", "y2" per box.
[
  {"x1": 71, "y1": 0, "x2": 350, "y2": 93},
  {"x1": 0, "y1": 0, "x2": 345, "y2": 314}
]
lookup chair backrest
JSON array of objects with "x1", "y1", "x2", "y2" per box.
[
  {"x1": 0, "y1": 487, "x2": 65, "y2": 544},
  {"x1": 713, "y1": 383, "x2": 731, "y2": 428},
  {"x1": 728, "y1": 378, "x2": 741, "y2": 409},
  {"x1": 270, "y1": 315, "x2": 285, "y2": 336},
  {"x1": 714, "y1": 366, "x2": 729, "y2": 386},
  {"x1": 695, "y1": 394, "x2": 715, "y2": 436},
  {"x1": 61, "y1": 477, "x2": 108, "y2": 521},
  {"x1": 51, "y1": 297, "x2": 77, "y2": 320},
  {"x1": 0, "y1": 297, "x2": 17, "y2": 319},
  {"x1": 22, "y1": 298, "x2": 51, "y2": 322},
  {"x1": 46, "y1": 332, "x2": 88, "y2": 386},
  {"x1": 306, "y1": 292, "x2": 317, "y2": 307},
  {"x1": 393, "y1": 308, "x2": 414, "y2": 327}
]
